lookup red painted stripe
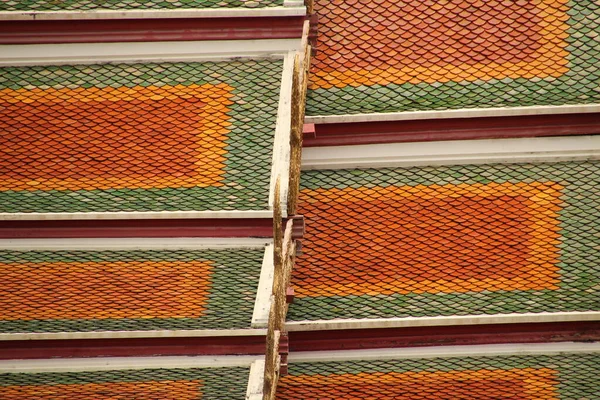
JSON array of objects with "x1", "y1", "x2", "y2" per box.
[
  {"x1": 0, "y1": 216, "x2": 305, "y2": 239},
  {"x1": 0, "y1": 16, "x2": 306, "y2": 44},
  {"x1": 288, "y1": 321, "x2": 600, "y2": 352},
  {"x1": 0, "y1": 336, "x2": 266, "y2": 359},
  {"x1": 305, "y1": 113, "x2": 600, "y2": 147}
]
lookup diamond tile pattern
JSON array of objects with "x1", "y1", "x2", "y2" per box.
[
  {"x1": 277, "y1": 354, "x2": 600, "y2": 399},
  {"x1": 287, "y1": 161, "x2": 600, "y2": 321},
  {"x1": 0, "y1": 60, "x2": 282, "y2": 213},
  {"x1": 0, "y1": 367, "x2": 249, "y2": 399},
  {"x1": 0, "y1": 0, "x2": 283, "y2": 11},
  {"x1": 307, "y1": 0, "x2": 600, "y2": 115},
  {"x1": 0, "y1": 248, "x2": 263, "y2": 333}
]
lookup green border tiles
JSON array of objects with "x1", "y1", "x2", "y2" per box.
[
  {"x1": 307, "y1": 1, "x2": 600, "y2": 115},
  {"x1": 0, "y1": 367, "x2": 250, "y2": 399},
  {"x1": 0, "y1": 60, "x2": 282, "y2": 213},
  {"x1": 0, "y1": 248, "x2": 264, "y2": 333},
  {"x1": 280, "y1": 354, "x2": 600, "y2": 399},
  {"x1": 0, "y1": 0, "x2": 284, "y2": 11},
  {"x1": 287, "y1": 161, "x2": 600, "y2": 321}
]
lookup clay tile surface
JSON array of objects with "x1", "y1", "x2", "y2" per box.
[
  {"x1": 287, "y1": 161, "x2": 600, "y2": 322},
  {"x1": 0, "y1": 60, "x2": 282, "y2": 214},
  {"x1": 0, "y1": 0, "x2": 284, "y2": 11},
  {"x1": 0, "y1": 366, "x2": 250, "y2": 399},
  {"x1": 307, "y1": 0, "x2": 600, "y2": 115},
  {"x1": 277, "y1": 354, "x2": 600, "y2": 399},
  {"x1": 0, "y1": 248, "x2": 263, "y2": 333}
]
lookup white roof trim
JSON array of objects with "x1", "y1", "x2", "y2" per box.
[
  {"x1": 0, "y1": 210, "x2": 273, "y2": 221},
  {"x1": 0, "y1": 7, "x2": 306, "y2": 21},
  {"x1": 0, "y1": 39, "x2": 300, "y2": 66},
  {"x1": 302, "y1": 135, "x2": 600, "y2": 170},
  {"x1": 0, "y1": 355, "x2": 264, "y2": 373},
  {"x1": 251, "y1": 245, "x2": 275, "y2": 328},
  {"x1": 306, "y1": 104, "x2": 600, "y2": 124},
  {"x1": 0, "y1": 328, "x2": 267, "y2": 341},
  {"x1": 268, "y1": 50, "x2": 294, "y2": 216},
  {"x1": 0, "y1": 237, "x2": 271, "y2": 250},
  {"x1": 289, "y1": 342, "x2": 600, "y2": 363},
  {"x1": 286, "y1": 311, "x2": 600, "y2": 332},
  {"x1": 246, "y1": 360, "x2": 266, "y2": 400}
]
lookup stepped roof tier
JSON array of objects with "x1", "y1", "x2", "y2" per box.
[
  {"x1": 277, "y1": 347, "x2": 600, "y2": 399},
  {"x1": 0, "y1": 243, "x2": 270, "y2": 336},
  {"x1": 0, "y1": 356, "x2": 265, "y2": 399},
  {"x1": 0, "y1": 57, "x2": 289, "y2": 218},
  {"x1": 287, "y1": 159, "x2": 600, "y2": 323},
  {"x1": 0, "y1": 0, "x2": 286, "y2": 11},
  {"x1": 306, "y1": 0, "x2": 600, "y2": 117}
]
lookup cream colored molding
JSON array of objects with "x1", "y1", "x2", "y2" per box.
[
  {"x1": 0, "y1": 7, "x2": 306, "y2": 21},
  {"x1": 302, "y1": 135, "x2": 600, "y2": 170},
  {"x1": 0, "y1": 39, "x2": 301, "y2": 66},
  {"x1": 252, "y1": 245, "x2": 275, "y2": 328},
  {"x1": 0, "y1": 210, "x2": 273, "y2": 221},
  {"x1": 0, "y1": 237, "x2": 271, "y2": 250},
  {"x1": 0, "y1": 355, "x2": 264, "y2": 373},
  {"x1": 306, "y1": 104, "x2": 600, "y2": 124},
  {"x1": 268, "y1": 50, "x2": 295, "y2": 216},
  {"x1": 0, "y1": 328, "x2": 267, "y2": 341},
  {"x1": 286, "y1": 311, "x2": 600, "y2": 332},
  {"x1": 246, "y1": 360, "x2": 266, "y2": 400},
  {"x1": 289, "y1": 342, "x2": 600, "y2": 363}
]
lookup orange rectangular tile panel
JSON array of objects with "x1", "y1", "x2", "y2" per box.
[
  {"x1": 277, "y1": 368, "x2": 558, "y2": 399},
  {"x1": 1, "y1": 260, "x2": 213, "y2": 320},
  {"x1": 296, "y1": 182, "x2": 563, "y2": 297},
  {"x1": 1, "y1": 380, "x2": 201, "y2": 399},
  {"x1": 311, "y1": 0, "x2": 570, "y2": 88},
  {"x1": 0, "y1": 84, "x2": 233, "y2": 191}
]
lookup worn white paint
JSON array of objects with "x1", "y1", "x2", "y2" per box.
[
  {"x1": 302, "y1": 135, "x2": 600, "y2": 170},
  {"x1": 0, "y1": 328, "x2": 267, "y2": 341},
  {"x1": 0, "y1": 7, "x2": 306, "y2": 21},
  {"x1": 0, "y1": 39, "x2": 301, "y2": 66},
  {"x1": 245, "y1": 359, "x2": 266, "y2": 400},
  {"x1": 285, "y1": 311, "x2": 600, "y2": 332},
  {"x1": 252, "y1": 245, "x2": 275, "y2": 328},
  {"x1": 0, "y1": 210, "x2": 273, "y2": 221},
  {"x1": 306, "y1": 104, "x2": 600, "y2": 124},
  {"x1": 0, "y1": 238, "x2": 271, "y2": 250},
  {"x1": 289, "y1": 342, "x2": 600, "y2": 363},
  {"x1": 0, "y1": 355, "x2": 264, "y2": 373},
  {"x1": 268, "y1": 50, "x2": 295, "y2": 216}
]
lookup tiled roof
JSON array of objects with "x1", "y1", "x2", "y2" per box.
[
  {"x1": 0, "y1": 367, "x2": 249, "y2": 399},
  {"x1": 287, "y1": 161, "x2": 600, "y2": 321},
  {"x1": 277, "y1": 354, "x2": 600, "y2": 399},
  {"x1": 0, "y1": 0, "x2": 284, "y2": 11},
  {"x1": 0, "y1": 248, "x2": 263, "y2": 333},
  {"x1": 307, "y1": 0, "x2": 600, "y2": 115},
  {"x1": 0, "y1": 60, "x2": 282, "y2": 214}
]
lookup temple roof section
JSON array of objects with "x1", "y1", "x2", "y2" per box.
[
  {"x1": 0, "y1": 40, "x2": 304, "y2": 219},
  {"x1": 277, "y1": 344, "x2": 600, "y2": 399},
  {"x1": 0, "y1": 0, "x2": 306, "y2": 20},
  {"x1": 0, "y1": 355, "x2": 266, "y2": 399},
  {"x1": 306, "y1": 0, "x2": 600, "y2": 119},
  {"x1": 0, "y1": 238, "x2": 274, "y2": 339},
  {"x1": 286, "y1": 136, "x2": 600, "y2": 329}
]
